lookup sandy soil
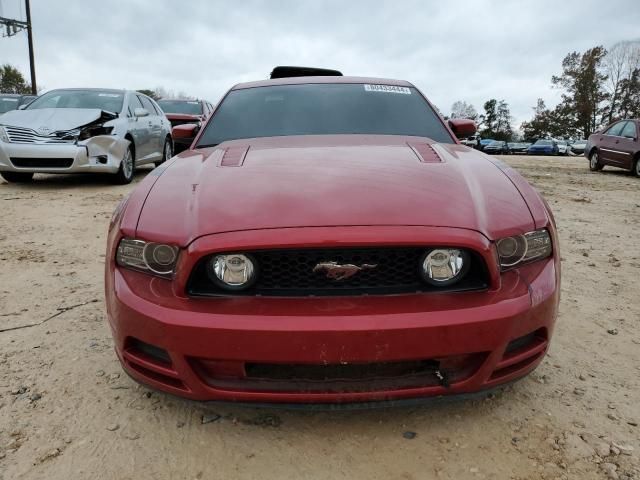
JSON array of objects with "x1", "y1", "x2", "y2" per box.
[{"x1": 0, "y1": 156, "x2": 638, "y2": 480}]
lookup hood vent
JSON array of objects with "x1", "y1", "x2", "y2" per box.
[
  {"x1": 408, "y1": 142, "x2": 442, "y2": 163},
  {"x1": 220, "y1": 146, "x2": 249, "y2": 167}
]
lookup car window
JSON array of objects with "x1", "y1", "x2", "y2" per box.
[
  {"x1": 620, "y1": 121, "x2": 637, "y2": 139},
  {"x1": 149, "y1": 99, "x2": 164, "y2": 116},
  {"x1": 158, "y1": 100, "x2": 203, "y2": 115},
  {"x1": 18, "y1": 96, "x2": 36, "y2": 107},
  {"x1": 26, "y1": 89, "x2": 124, "y2": 113},
  {"x1": 138, "y1": 95, "x2": 157, "y2": 115},
  {"x1": 604, "y1": 122, "x2": 625, "y2": 136},
  {"x1": 0, "y1": 96, "x2": 20, "y2": 113},
  {"x1": 129, "y1": 95, "x2": 144, "y2": 115},
  {"x1": 198, "y1": 83, "x2": 454, "y2": 147}
]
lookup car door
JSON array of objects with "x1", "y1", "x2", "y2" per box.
[
  {"x1": 598, "y1": 121, "x2": 626, "y2": 166},
  {"x1": 617, "y1": 121, "x2": 638, "y2": 169},
  {"x1": 137, "y1": 95, "x2": 163, "y2": 161},
  {"x1": 127, "y1": 94, "x2": 152, "y2": 162}
]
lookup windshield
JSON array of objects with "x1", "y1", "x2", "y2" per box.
[
  {"x1": 158, "y1": 100, "x2": 202, "y2": 115},
  {"x1": 0, "y1": 96, "x2": 20, "y2": 113},
  {"x1": 26, "y1": 90, "x2": 124, "y2": 113},
  {"x1": 488, "y1": 141, "x2": 503, "y2": 146},
  {"x1": 197, "y1": 83, "x2": 453, "y2": 147},
  {"x1": 534, "y1": 140, "x2": 553, "y2": 146}
]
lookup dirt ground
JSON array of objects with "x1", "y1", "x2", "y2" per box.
[{"x1": 0, "y1": 155, "x2": 638, "y2": 480}]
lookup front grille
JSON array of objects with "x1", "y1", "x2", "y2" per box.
[
  {"x1": 188, "y1": 247, "x2": 489, "y2": 297},
  {"x1": 10, "y1": 157, "x2": 73, "y2": 169},
  {"x1": 190, "y1": 353, "x2": 488, "y2": 393},
  {"x1": 5, "y1": 125, "x2": 77, "y2": 144}
]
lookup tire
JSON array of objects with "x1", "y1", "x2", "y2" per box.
[
  {"x1": 589, "y1": 150, "x2": 603, "y2": 172},
  {"x1": 155, "y1": 137, "x2": 173, "y2": 168},
  {"x1": 112, "y1": 146, "x2": 135, "y2": 184},
  {"x1": 1, "y1": 171, "x2": 34, "y2": 183},
  {"x1": 632, "y1": 156, "x2": 640, "y2": 177}
]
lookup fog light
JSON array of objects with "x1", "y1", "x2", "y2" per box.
[
  {"x1": 420, "y1": 249, "x2": 469, "y2": 286},
  {"x1": 207, "y1": 254, "x2": 256, "y2": 290}
]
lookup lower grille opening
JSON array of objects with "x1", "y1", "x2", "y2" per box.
[
  {"x1": 126, "y1": 338, "x2": 172, "y2": 366},
  {"x1": 489, "y1": 328, "x2": 548, "y2": 381},
  {"x1": 10, "y1": 157, "x2": 73, "y2": 169},
  {"x1": 504, "y1": 328, "x2": 547, "y2": 357},
  {"x1": 190, "y1": 353, "x2": 487, "y2": 393},
  {"x1": 490, "y1": 351, "x2": 544, "y2": 380},
  {"x1": 126, "y1": 361, "x2": 186, "y2": 391}
]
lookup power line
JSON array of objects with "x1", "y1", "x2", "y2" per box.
[{"x1": 0, "y1": 0, "x2": 37, "y2": 94}]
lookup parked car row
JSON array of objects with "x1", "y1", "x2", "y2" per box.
[
  {"x1": 461, "y1": 136, "x2": 588, "y2": 157},
  {"x1": 0, "y1": 89, "x2": 213, "y2": 183}
]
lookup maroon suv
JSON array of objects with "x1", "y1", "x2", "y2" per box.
[{"x1": 586, "y1": 119, "x2": 640, "y2": 176}]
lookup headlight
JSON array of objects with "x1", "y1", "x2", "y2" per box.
[
  {"x1": 206, "y1": 253, "x2": 256, "y2": 291},
  {"x1": 116, "y1": 238, "x2": 179, "y2": 277},
  {"x1": 0, "y1": 126, "x2": 9, "y2": 143},
  {"x1": 78, "y1": 125, "x2": 114, "y2": 141},
  {"x1": 496, "y1": 229, "x2": 552, "y2": 270},
  {"x1": 420, "y1": 249, "x2": 469, "y2": 286}
]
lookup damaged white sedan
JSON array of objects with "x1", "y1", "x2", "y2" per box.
[{"x1": 0, "y1": 88, "x2": 173, "y2": 184}]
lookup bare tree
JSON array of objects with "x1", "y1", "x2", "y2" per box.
[
  {"x1": 450, "y1": 101, "x2": 478, "y2": 120},
  {"x1": 153, "y1": 86, "x2": 196, "y2": 100},
  {"x1": 603, "y1": 41, "x2": 640, "y2": 124}
]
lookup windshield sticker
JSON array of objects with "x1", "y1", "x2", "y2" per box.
[
  {"x1": 364, "y1": 84, "x2": 411, "y2": 94},
  {"x1": 1, "y1": 98, "x2": 19, "y2": 102},
  {"x1": 98, "y1": 93, "x2": 121, "y2": 97},
  {"x1": 187, "y1": 101, "x2": 199, "y2": 104}
]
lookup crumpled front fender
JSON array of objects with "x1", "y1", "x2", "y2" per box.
[{"x1": 82, "y1": 136, "x2": 130, "y2": 166}]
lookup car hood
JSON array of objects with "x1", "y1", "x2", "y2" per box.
[
  {"x1": 0, "y1": 108, "x2": 118, "y2": 131},
  {"x1": 136, "y1": 135, "x2": 537, "y2": 245}
]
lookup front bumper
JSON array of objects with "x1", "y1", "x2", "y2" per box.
[
  {"x1": 105, "y1": 230, "x2": 559, "y2": 405},
  {"x1": 0, "y1": 136, "x2": 126, "y2": 174}
]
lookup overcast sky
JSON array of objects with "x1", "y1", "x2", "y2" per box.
[{"x1": 2, "y1": 0, "x2": 639, "y2": 126}]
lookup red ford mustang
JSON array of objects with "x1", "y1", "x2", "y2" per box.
[{"x1": 105, "y1": 73, "x2": 560, "y2": 406}]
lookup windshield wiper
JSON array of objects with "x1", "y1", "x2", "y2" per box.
[{"x1": 195, "y1": 143, "x2": 219, "y2": 149}]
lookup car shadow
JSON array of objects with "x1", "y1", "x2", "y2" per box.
[{"x1": 0, "y1": 166, "x2": 155, "y2": 191}]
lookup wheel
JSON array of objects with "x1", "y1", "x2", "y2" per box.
[
  {"x1": 1, "y1": 171, "x2": 34, "y2": 183},
  {"x1": 112, "y1": 146, "x2": 135, "y2": 184},
  {"x1": 589, "y1": 150, "x2": 603, "y2": 172},
  {"x1": 633, "y1": 156, "x2": 640, "y2": 177},
  {"x1": 155, "y1": 137, "x2": 173, "y2": 168}
]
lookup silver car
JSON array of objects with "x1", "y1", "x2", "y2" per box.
[{"x1": 0, "y1": 88, "x2": 173, "y2": 184}]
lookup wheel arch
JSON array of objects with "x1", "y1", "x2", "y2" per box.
[{"x1": 124, "y1": 133, "x2": 136, "y2": 159}]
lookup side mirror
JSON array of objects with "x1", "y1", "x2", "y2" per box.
[
  {"x1": 134, "y1": 108, "x2": 149, "y2": 118},
  {"x1": 172, "y1": 123, "x2": 200, "y2": 139},
  {"x1": 448, "y1": 118, "x2": 477, "y2": 138}
]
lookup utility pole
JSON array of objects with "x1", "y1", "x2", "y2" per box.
[
  {"x1": 0, "y1": 0, "x2": 37, "y2": 94},
  {"x1": 25, "y1": 0, "x2": 36, "y2": 94}
]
